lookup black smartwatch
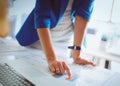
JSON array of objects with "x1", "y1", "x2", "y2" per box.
[{"x1": 68, "y1": 46, "x2": 81, "y2": 51}]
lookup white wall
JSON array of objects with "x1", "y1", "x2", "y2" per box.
[
  {"x1": 91, "y1": 0, "x2": 113, "y2": 22},
  {"x1": 111, "y1": 0, "x2": 120, "y2": 24},
  {"x1": 91, "y1": 0, "x2": 120, "y2": 24},
  {"x1": 8, "y1": 0, "x2": 35, "y2": 16},
  {"x1": 8, "y1": 0, "x2": 35, "y2": 37}
]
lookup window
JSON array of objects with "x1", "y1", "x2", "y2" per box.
[{"x1": 91, "y1": 0, "x2": 120, "y2": 24}]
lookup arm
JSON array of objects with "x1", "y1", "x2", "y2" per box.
[
  {"x1": 73, "y1": 15, "x2": 87, "y2": 60},
  {"x1": 37, "y1": 28, "x2": 71, "y2": 79},
  {"x1": 37, "y1": 28, "x2": 56, "y2": 62},
  {"x1": 34, "y1": 0, "x2": 71, "y2": 78},
  {"x1": 73, "y1": 15, "x2": 95, "y2": 66}
]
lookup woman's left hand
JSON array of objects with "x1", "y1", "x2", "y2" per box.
[{"x1": 72, "y1": 50, "x2": 96, "y2": 66}]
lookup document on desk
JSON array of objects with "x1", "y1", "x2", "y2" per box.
[
  {"x1": 25, "y1": 54, "x2": 120, "y2": 86},
  {"x1": 14, "y1": 54, "x2": 120, "y2": 86},
  {"x1": 1, "y1": 51, "x2": 120, "y2": 86},
  {"x1": 2, "y1": 59, "x2": 75, "y2": 86},
  {"x1": 51, "y1": 63, "x2": 120, "y2": 86},
  {"x1": 102, "y1": 73, "x2": 120, "y2": 86},
  {"x1": 34, "y1": 76, "x2": 75, "y2": 86}
]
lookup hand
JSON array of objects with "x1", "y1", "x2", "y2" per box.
[
  {"x1": 72, "y1": 50, "x2": 96, "y2": 66},
  {"x1": 74, "y1": 57, "x2": 96, "y2": 66},
  {"x1": 48, "y1": 59, "x2": 71, "y2": 79}
]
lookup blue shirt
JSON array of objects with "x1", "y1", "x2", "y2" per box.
[{"x1": 16, "y1": 0, "x2": 94, "y2": 46}]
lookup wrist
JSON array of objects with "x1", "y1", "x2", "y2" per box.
[
  {"x1": 45, "y1": 50, "x2": 57, "y2": 61},
  {"x1": 47, "y1": 56, "x2": 56, "y2": 62},
  {"x1": 72, "y1": 50, "x2": 80, "y2": 60},
  {"x1": 73, "y1": 56, "x2": 81, "y2": 63},
  {"x1": 46, "y1": 53, "x2": 57, "y2": 63},
  {"x1": 47, "y1": 57, "x2": 57, "y2": 66}
]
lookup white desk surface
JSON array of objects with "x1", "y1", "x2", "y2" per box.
[
  {"x1": 82, "y1": 47, "x2": 120, "y2": 63},
  {"x1": 0, "y1": 38, "x2": 120, "y2": 86}
]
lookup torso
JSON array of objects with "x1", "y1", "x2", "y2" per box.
[{"x1": 50, "y1": 0, "x2": 74, "y2": 42}]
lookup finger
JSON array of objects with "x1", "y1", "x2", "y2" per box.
[
  {"x1": 57, "y1": 62, "x2": 65, "y2": 74},
  {"x1": 83, "y1": 60, "x2": 96, "y2": 66},
  {"x1": 62, "y1": 62, "x2": 71, "y2": 80},
  {"x1": 55, "y1": 68, "x2": 60, "y2": 74},
  {"x1": 49, "y1": 64, "x2": 56, "y2": 72},
  {"x1": 87, "y1": 61, "x2": 96, "y2": 66},
  {"x1": 78, "y1": 58, "x2": 94, "y2": 66},
  {"x1": 53, "y1": 63, "x2": 60, "y2": 74}
]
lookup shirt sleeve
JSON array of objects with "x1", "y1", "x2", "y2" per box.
[
  {"x1": 34, "y1": 0, "x2": 51, "y2": 29},
  {"x1": 75, "y1": 0, "x2": 95, "y2": 21}
]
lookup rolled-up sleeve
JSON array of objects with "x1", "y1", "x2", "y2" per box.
[
  {"x1": 74, "y1": 0, "x2": 95, "y2": 21},
  {"x1": 34, "y1": 0, "x2": 51, "y2": 29}
]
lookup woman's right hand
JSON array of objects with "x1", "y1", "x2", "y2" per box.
[{"x1": 48, "y1": 59, "x2": 71, "y2": 79}]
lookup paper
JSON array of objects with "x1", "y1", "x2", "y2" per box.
[
  {"x1": 34, "y1": 76, "x2": 75, "y2": 86},
  {"x1": 50, "y1": 64, "x2": 119, "y2": 86},
  {"x1": 102, "y1": 73, "x2": 120, "y2": 86},
  {"x1": 53, "y1": 73, "x2": 80, "y2": 82},
  {"x1": 69, "y1": 64, "x2": 113, "y2": 86},
  {"x1": 4, "y1": 59, "x2": 75, "y2": 86},
  {"x1": 13, "y1": 54, "x2": 116, "y2": 86}
]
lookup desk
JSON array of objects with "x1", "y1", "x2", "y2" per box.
[
  {"x1": 81, "y1": 47, "x2": 120, "y2": 69},
  {"x1": 0, "y1": 38, "x2": 120, "y2": 86},
  {"x1": 82, "y1": 48, "x2": 120, "y2": 63}
]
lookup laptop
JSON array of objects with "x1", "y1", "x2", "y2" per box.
[{"x1": 0, "y1": 63, "x2": 35, "y2": 86}]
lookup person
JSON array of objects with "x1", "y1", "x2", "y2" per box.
[
  {"x1": 16, "y1": 0, "x2": 95, "y2": 79},
  {"x1": 0, "y1": 0, "x2": 10, "y2": 38}
]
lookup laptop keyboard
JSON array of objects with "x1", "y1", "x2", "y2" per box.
[{"x1": 0, "y1": 63, "x2": 35, "y2": 86}]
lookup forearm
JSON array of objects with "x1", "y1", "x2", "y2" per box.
[
  {"x1": 37, "y1": 28, "x2": 56, "y2": 62},
  {"x1": 74, "y1": 15, "x2": 88, "y2": 46},
  {"x1": 73, "y1": 15, "x2": 88, "y2": 59}
]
